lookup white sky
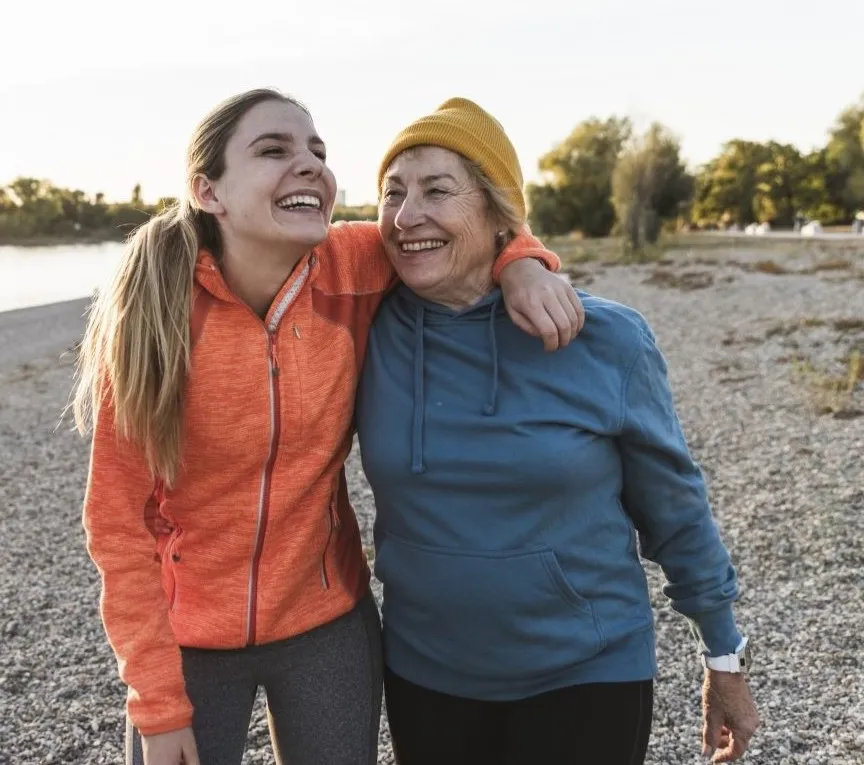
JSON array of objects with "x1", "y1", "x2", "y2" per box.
[{"x1": 1, "y1": 0, "x2": 862, "y2": 206}]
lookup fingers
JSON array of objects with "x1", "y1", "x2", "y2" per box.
[
  {"x1": 507, "y1": 301, "x2": 562, "y2": 351},
  {"x1": 558, "y1": 292, "x2": 581, "y2": 337},
  {"x1": 568, "y1": 289, "x2": 586, "y2": 332},
  {"x1": 534, "y1": 309, "x2": 561, "y2": 351},
  {"x1": 712, "y1": 728, "x2": 752, "y2": 763},
  {"x1": 553, "y1": 282, "x2": 583, "y2": 340},
  {"x1": 503, "y1": 281, "x2": 585, "y2": 352},
  {"x1": 544, "y1": 299, "x2": 574, "y2": 350}
]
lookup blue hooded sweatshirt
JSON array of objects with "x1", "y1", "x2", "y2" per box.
[{"x1": 356, "y1": 285, "x2": 741, "y2": 701}]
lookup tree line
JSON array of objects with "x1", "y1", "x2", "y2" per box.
[
  {"x1": 527, "y1": 94, "x2": 864, "y2": 249},
  {"x1": 0, "y1": 181, "x2": 376, "y2": 244},
  {"x1": 3, "y1": 94, "x2": 862, "y2": 248}
]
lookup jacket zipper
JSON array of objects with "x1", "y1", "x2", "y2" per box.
[{"x1": 244, "y1": 257, "x2": 312, "y2": 645}]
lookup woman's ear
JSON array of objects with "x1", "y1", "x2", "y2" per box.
[
  {"x1": 495, "y1": 227, "x2": 515, "y2": 252},
  {"x1": 192, "y1": 174, "x2": 225, "y2": 215}
]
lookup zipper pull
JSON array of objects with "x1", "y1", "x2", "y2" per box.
[{"x1": 268, "y1": 332, "x2": 280, "y2": 376}]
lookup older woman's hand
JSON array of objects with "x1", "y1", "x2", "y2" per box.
[
  {"x1": 702, "y1": 671, "x2": 760, "y2": 762},
  {"x1": 498, "y1": 259, "x2": 585, "y2": 351}
]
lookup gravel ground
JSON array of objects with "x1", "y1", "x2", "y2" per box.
[{"x1": 1, "y1": 246, "x2": 862, "y2": 764}]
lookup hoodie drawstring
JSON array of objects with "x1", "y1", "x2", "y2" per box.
[
  {"x1": 484, "y1": 298, "x2": 500, "y2": 416},
  {"x1": 411, "y1": 307, "x2": 426, "y2": 474},
  {"x1": 409, "y1": 297, "x2": 501, "y2": 475}
]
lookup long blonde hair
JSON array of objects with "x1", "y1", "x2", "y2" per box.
[{"x1": 73, "y1": 88, "x2": 308, "y2": 486}]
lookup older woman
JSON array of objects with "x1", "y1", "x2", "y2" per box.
[{"x1": 356, "y1": 98, "x2": 759, "y2": 765}]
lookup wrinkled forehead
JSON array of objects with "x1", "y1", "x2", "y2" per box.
[{"x1": 384, "y1": 146, "x2": 469, "y2": 183}]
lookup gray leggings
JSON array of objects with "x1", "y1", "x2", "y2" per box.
[{"x1": 127, "y1": 591, "x2": 383, "y2": 765}]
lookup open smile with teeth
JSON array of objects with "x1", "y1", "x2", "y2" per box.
[
  {"x1": 275, "y1": 194, "x2": 322, "y2": 211},
  {"x1": 401, "y1": 240, "x2": 447, "y2": 253}
]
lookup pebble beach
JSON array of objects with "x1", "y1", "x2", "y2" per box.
[{"x1": 1, "y1": 241, "x2": 862, "y2": 764}]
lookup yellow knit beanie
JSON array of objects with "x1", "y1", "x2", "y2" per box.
[{"x1": 377, "y1": 97, "x2": 526, "y2": 224}]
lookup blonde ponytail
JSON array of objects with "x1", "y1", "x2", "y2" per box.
[{"x1": 74, "y1": 202, "x2": 199, "y2": 486}]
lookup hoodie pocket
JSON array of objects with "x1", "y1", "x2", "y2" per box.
[
  {"x1": 376, "y1": 534, "x2": 606, "y2": 683},
  {"x1": 160, "y1": 526, "x2": 183, "y2": 612}
]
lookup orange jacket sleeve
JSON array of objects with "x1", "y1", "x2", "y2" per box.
[
  {"x1": 329, "y1": 221, "x2": 559, "y2": 287},
  {"x1": 321, "y1": 222, "x2": 397, "y2": 292},
  {"x1": 82, "y1": 395, "x2": 193, "y2": 736},
  {"x1": 492, "y1": 225, "x2": 561, "y2": 280}
]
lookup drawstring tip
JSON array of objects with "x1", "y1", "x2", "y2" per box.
[
  {"x1": 483, "y1": 404, "x2": 495, "y2": 416},
  {"x1": 410, "y1": 463, "x2": 426, "y2": 475}
]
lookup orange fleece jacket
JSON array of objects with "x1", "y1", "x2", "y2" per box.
[{"x1": 83, "y1": 222, "x2": 560, "y2": 736}]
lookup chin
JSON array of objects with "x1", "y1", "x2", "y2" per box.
[
  {"x1": 279, "y1": 220, "x2": 329, "y2": 247},
  {"x1": 398, "y1": 269, "x2": 443, "y2": 296}
]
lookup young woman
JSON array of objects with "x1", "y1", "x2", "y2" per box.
[{"x1": 74, "y1": 88, "x2": 582, "y2": 765}]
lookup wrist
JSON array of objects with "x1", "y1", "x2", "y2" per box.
[
  {"x1": 493, "y1": 253, "x2": 546, "y2": 284},
  {"x1": 701, "y1": 636, "x2": 751, "y2": 674}
]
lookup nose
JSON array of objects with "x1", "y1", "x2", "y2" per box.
[
  {"x1": 393, "y1": 192, "x2": 425, "y2": 230},
  {"x1": 292, "y1": 149, "x2": 323, "y2": 180}
]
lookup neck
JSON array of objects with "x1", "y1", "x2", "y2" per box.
[
  {"x1": 218, "y1": 232, "x2": 310, "y2": 319},
  {"x1": 416, "y1": 270, "x2": 495, "y2": 311}
]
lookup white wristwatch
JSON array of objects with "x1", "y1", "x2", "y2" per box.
[{"x1": 701, "y1": 637, "x2": 751, "y2": 674}]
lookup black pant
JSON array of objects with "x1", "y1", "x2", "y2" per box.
[
  {"x1": 384, "y1": 667, "x2": 653, "y2": 765},
  {"x1": 128, "y1": 593, "x2": 383, "y2": 765}
]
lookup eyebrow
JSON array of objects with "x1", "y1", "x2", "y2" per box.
[
  {"x1": 246, "y1": 132, "x2": 326, "y2": 149},
  {"x1": 385, "y1": 173, "x2": 457, "y2": 185}
]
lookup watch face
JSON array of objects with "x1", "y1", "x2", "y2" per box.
[{"x1": 740, "y1": 643, "x2": 752, "y2": 670}]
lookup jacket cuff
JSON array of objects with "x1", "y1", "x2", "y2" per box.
[
  {"x1": 129, "y1": 691, "x2": 195, "y2": 737},
  {"x1": 492, "y1": 248, "x2": 561, "y2": 282},
  {"x1": 689, "y1": 606, "x2": 743, "y2": 657}
]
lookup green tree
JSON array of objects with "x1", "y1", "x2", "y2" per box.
[
  {"x1": 331, "y1": 204, "x2": 377, "y2": 222},
  {"x1": 8, "y1": 177, "x2": 46, "y2": 206},
  {"x1": 692, "y1": 141, "x2": 772, "y2": 226},
  {"x1": 0, "y1": 188, "x2": 15, "y2": 213},
  {"x1": 794, "y1": 150, "x2": 843, "y2": 223},
  {"x1": 131, "y1": 183, "x2": 143, "y2": 206},
  {"x1": 752, "y1": 142, "x2": 810, "y2": 227},
  {"x1": 523, "y1": 184, "x2": 572, "y2": 237},
  {"x1": 0, "y1": 177, "x2": 163, "y2": 242},
  {"x1": 527, "y1": 117, "x2": 632, "y2": 237},
  {"x1": 824, "y1": 96, "x2": 864, "y2": 216},
  {"x1": 612, "y1": 123, "x2": 692, "y2": 251}
]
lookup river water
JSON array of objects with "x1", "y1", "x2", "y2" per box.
[{"x1": 0, "y1": 242, "x2": 124, "y2": 313}]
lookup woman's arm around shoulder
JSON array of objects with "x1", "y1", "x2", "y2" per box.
[{"x1": 495, "y1": 226, "x2": 585, "y2": 350}]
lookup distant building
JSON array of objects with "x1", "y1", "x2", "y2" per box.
[{"x1": 335, "y1": 189, "x2": 347, "y2": 207}]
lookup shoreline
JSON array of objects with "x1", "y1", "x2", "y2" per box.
[
  {"x1": 0, "y1": 294, "x2": 91, "y2": 316},
  {"x1": 0, "y1": 297, "x2": 89, "y2": 370},
  {"x1": 0, "y1": 233, "x2": 126, "y2": 248}
]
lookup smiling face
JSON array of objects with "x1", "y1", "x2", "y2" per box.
[
  {"x1": 193, "y1": 99, "x2": 337, "y2": 253},
  {"x1": 379, "y1": 146, "x2": 501, "y2": 308}
]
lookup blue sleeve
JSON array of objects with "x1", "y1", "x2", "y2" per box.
[{"x1": 618, "y1": 326, "x2": 742, "y2": 657}]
